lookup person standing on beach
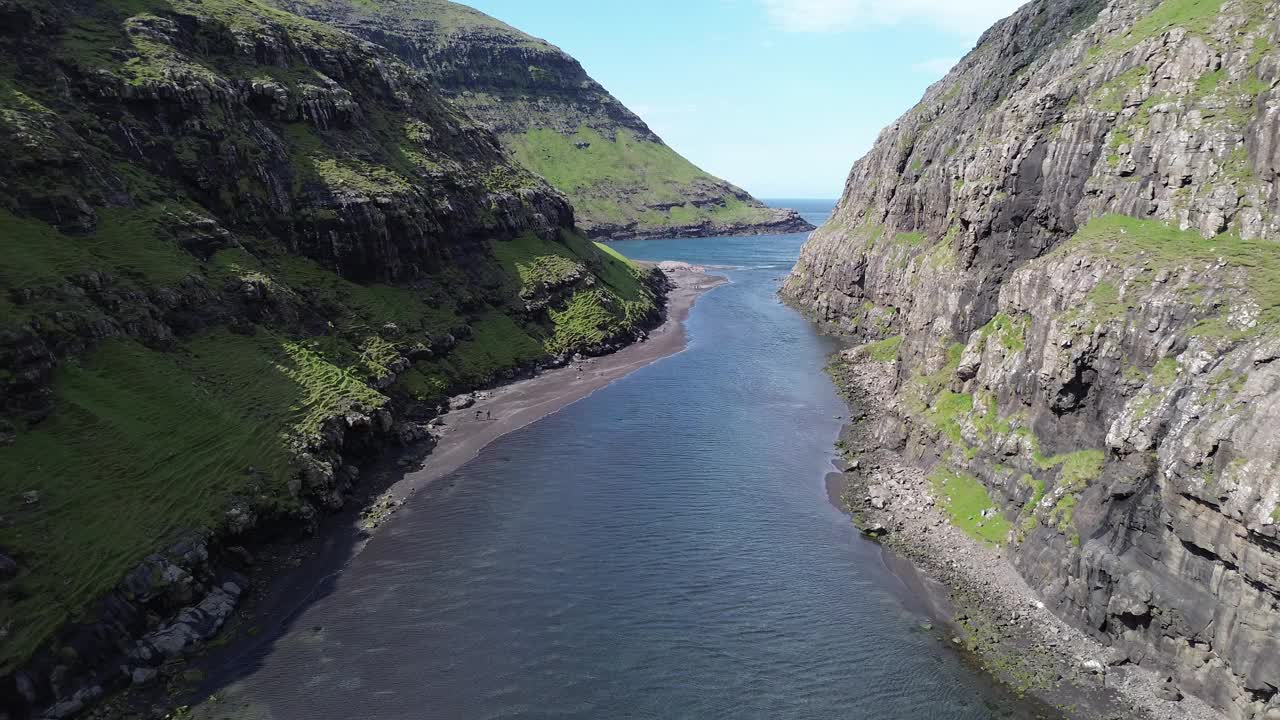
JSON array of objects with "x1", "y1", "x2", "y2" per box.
[{"x1": 486, "y1": 410, "x2": 492, "y2": 421}]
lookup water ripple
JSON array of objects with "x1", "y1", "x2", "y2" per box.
[{"x1": 211, "y1": 232, "x2": 1053, "y2": 720}]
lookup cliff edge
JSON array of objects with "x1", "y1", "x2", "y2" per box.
[
  {"x1": 0, "y1": 0, "x2": 664, "y2": 714},
  {"x1": 274, "y1": 0, "x2": 815, "y2": 240},
  {"x1": 784, "y1": 0, "x2": 1280, "y2": 717}
]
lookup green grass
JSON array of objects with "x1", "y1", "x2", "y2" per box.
[
  {"x1": 1066, "y1": 281, "x2": 1127, "y2": 329},
  {"x1": 1051, "y1": 492, "x2": 1080, "y2": 532},
  {"x1": 435, "y1": 311, "x2": 546, "y2": 387},
  {"x1": 1105, "y1": 0, "x2": 1224, "y2": 53},
  {"x1": 1021, "y1": 474, "x2": 1046, "y2": 509},
  {"x1": 863, "y1": 335, "x2": 904, "y2": 362},
  {"x1": 492, "y1": 233, "x2": 587, "y2": 295},
  {"x1": 1056, "y1": 215, "x2": 1280, "y2": 339},
  {"x1": 272, "y1": 253, "x2": 461, "y2": 341},
  {"x1": 904, "y1": 342, "x2": 966, "y2": 415},
  {"x1": 53, "y1": 0, "x2": 358, "y2": 87},
  {"x1": 1033, "y1": 448, "x2": 1106, "y2": 491},
  {"x1": 929, "y1": 468, "x2": 1012, "y2": 546},
  {"x1": 593, "y1": 241, "x2": 638, "y2": 267},
  {"x1": 284, "y1": 123, "x2": 414, "y2": 197},
  {"x1": 1195, "y1": 68, "x2": 1225, "y2": 97},
  {"x1": 979, "y1": 313, "x2": 1029, "y2": 352},
  {"x1": 492, "y1": 231, "x2": 652, "y2": 302},
  {"x1": 509, "y1": 126, "x2": 702, "y2": 198},
  {"x1": 928, "y1": 391, "x2": 975, "y2": 444},
  {"x1": 1150, "y1": 357, "x2": 1179, "y2": 387},
  {"x1": 0, "y1": 330, "x2": 386, "y2": 672},
  {"x1": 0, "y1": 208, "x2": 199, "y2": 301},
  {"x1": 507, "y1": 126, "x2": 776, "y2": 233},
  {"x1": 1089, "y1": 67, "x2": 1149, "y2": 112},
  {"x1": 972, "y1": 393, "x2": 1012, "y2": 440},
  {"x1": 545, "y1": 288, "x2": 632, "y2": 355},
  {"x1": 489, "y1": 232, "x2": 659, "y2": 355}
]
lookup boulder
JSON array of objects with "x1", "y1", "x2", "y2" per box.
[
  {"x1": 868, "y1": 484, "x2": 890, "y2": 510},
  {"x1": 1155, "y1": 679, "x2": 1183, "y2": 702},
  {"x1": 448, "y1": 394, "x2": 475, "y2": 411},
  {"x1": 129, "y1": 582, "x2": 243, "y2": 667},
  {"x1": 1079, "y1": 658, "x2": 1105, "y2": 675},
  {"x1": 130, "y1": 667, "x2": 158, "y2": 687},
  {"x1": 861, "y1": 522, "x2": 889, "y2": 538}
]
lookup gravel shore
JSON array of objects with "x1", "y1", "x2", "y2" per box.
[
  {"x1": 829, "y1": 352, "x2": 1224, "y2": 720},
  {"x1": 103, "y1": 263, "x2": 729, "y2": 719}
]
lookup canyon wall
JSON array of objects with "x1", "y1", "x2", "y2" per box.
[
  {"x1": 0, "y1": 0, "x2": 664, "y2": 715},
  {"x1": 783, "y1": 0, "x2": 1280, "y2": 717}
]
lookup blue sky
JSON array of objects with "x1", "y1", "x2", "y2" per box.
[{"x1": 462, "y1": 0, "x2": 1027, "y2": 199}]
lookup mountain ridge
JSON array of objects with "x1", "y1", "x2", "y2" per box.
[{"x1": 273, "y1": 0, "x2": 816, "y2": 240}]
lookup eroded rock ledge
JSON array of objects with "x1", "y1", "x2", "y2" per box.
[{"x1": 783, "y1": 0, "x2": 1280, "y2": 717}]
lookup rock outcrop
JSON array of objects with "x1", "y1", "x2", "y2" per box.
[
  {"x1": 784, "y1": 0, "x2": 1280, "y2": 717},
  {"x1": 0, "y1": 0, "x2": 666, "y2": 715},
  {"x1": 273, "y1": 0, "x2": 814, "y2": 240}
]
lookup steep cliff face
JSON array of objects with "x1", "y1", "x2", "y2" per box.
[
  {"x1": 783, "y1": 0, "x2": 1280, "y2": 717},
  {"x1": 0, "y1": 0, "x2": 663, "y2": 713},
  {"x1": 273, "y1": 0, "x2": 814, "y2": 240}
]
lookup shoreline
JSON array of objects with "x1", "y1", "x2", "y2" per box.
[
  {"x1": 393, "y1": 262, "x2": 728, "y2": 498},
  {"x1": 132, "y1": 263, "x2": 728, "y2": 716},
  {"x1": 824, "y1": 352, "x2": 1224, "y2": 720}
]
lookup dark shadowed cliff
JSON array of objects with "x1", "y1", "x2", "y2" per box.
[
  {"x1": 272, "y1": 0, "x2": 815, "y2": 240},
  {"x1": 0, "y1": 0, "x2": 664, "y2": 714},
  {"x1": 784, "y1": 0, "x2": 1280, "y2": 717}
]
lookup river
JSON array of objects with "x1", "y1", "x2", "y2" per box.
[{"x1": 199, "y1": 201, "x2": 1055, "y2": 719}]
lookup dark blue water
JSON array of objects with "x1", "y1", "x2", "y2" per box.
[{"x1": 204, "y1": 206, "x2": 1053, "y2": 719}]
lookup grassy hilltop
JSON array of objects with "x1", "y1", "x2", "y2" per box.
[{"x1": 276, "y1": 0, "x2": 816, "y2": 239}]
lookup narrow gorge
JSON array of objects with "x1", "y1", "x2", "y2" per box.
[
  {"x1": 6, "y1": 0, "x2": 1280, "y2": 718},
  {"x1": 784, "y1": 1, "x2": 1280, "y2": 718}
]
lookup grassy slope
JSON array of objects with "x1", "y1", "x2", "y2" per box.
[
  {"x1": 0, "y1": 225, "x2": 657, "y2": 672},
  {"x1": 0, "y1": 0, "x2": 659, "y2": 673},
  {"x1": 929, "y1": 468, "x2": 1012, "y2": 546},
  {"x1": 1052, "y1": 215, "x2": 1280, "y2": 339},
  {"x1": 275, "y1": 0, "x2": 791, "y2": 237},
  {"x1": 0, "y1": 231, "x2": 655, "y2": 672},
  {"x1": 506, "y1": 127, "x2": 770, "y2": 234},
  {"x1": 0, "y1": 330, "x2": 386, "y2": 667}
]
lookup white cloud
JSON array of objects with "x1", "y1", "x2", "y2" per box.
[
  {"x1": 912, "y1": 56, "x2": 959, "y2": 76},
  {"x1": 761, "y1": 0, "x2": 1026, "y2": 35}
]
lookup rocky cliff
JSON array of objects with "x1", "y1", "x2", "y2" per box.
[
  {"x1": 0, "y1": 0, "x2": 665, "y2": 715},
  {"x1": 272, "y1": 0, "x2": 814, "y2": 240},
  {"x1": 783, "y1": 0, "x2": 1280, "y2": 717}
]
